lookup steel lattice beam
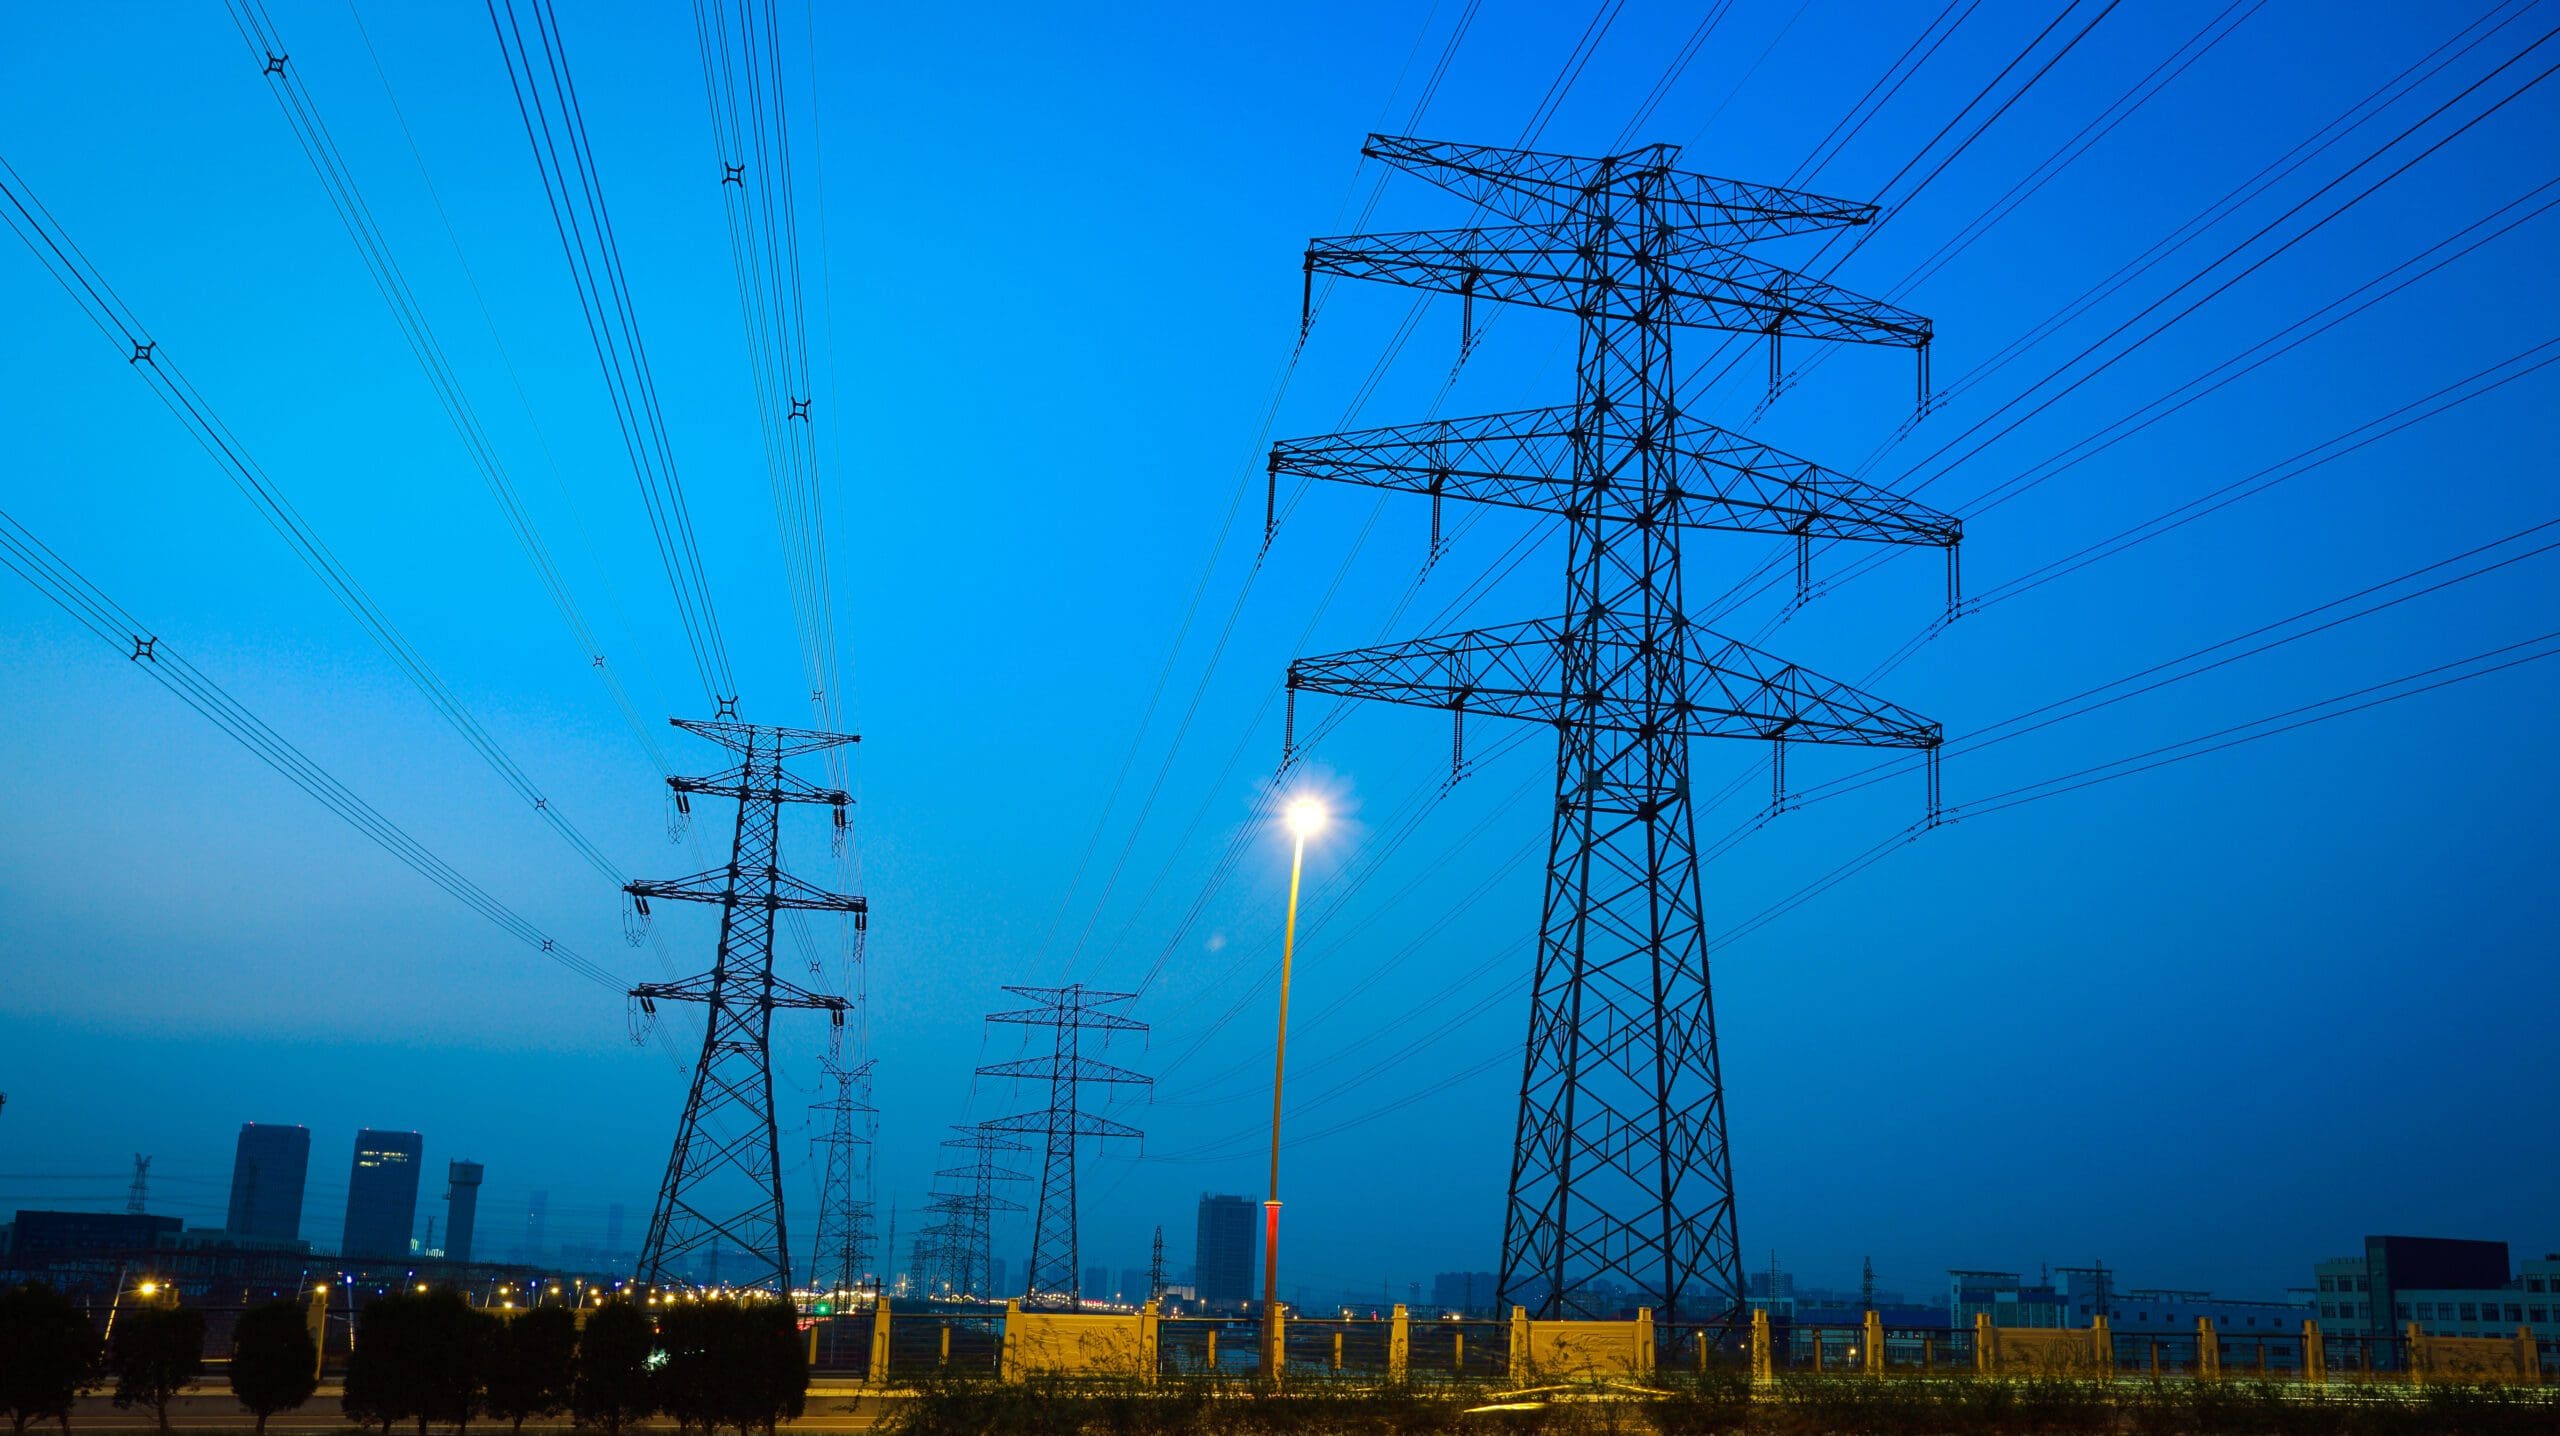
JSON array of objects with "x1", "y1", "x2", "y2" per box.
[
  {"x1": 978, "y1": 986, "x2": 1149, "y2": 1308},
  {"x1": 1361, "y1": 133, "x2": 1878, "y2": 242}
]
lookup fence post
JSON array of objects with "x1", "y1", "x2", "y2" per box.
[
  {"x1": 1453, "y1": 1330, "x2": 1462, "y2": 1374},
  {"x1": 1272, "y1": 1306, "x2": 1288, "y2": 1384},
  {"x1": 2406, "y1": 1322, "x2": 2426, "y2": 1385},
  {"x1": 998, "y1": 1299, "x2": 1022, "y2": 1383},
  {"x1": 2094, "y1": 1315, "x2": 2113, "y2": 1383},
  {"x1": 940, "y1": 1323, "x2": 952, "y2": 1368},
  {"x1": 2517, "y1": 1326, "x2": 2540, "y2": 1383},
  {"x1": 2150, "y1": 1339, "x2": 2159, "y2": 1378},
  {"x1": 1388, "y1": 1303, "x2": 1408, "y2": 1382},
  {"x1": 2196, "y1": 1317, "x2": 2219, "y2": 1381},
  {"x1": 1975, "y1": 1312, "x2": 1995, "y2": 1376},
  {"x1": 1695, "y1": 1325, "x2": 1706, "y2": 1374},
  {"x1": 2303, "y1": 1320, "x2": 2324, "y2": 1386},
  {"x1": 1509, "y1": 1305, "x2": 1529, "y2": 1381},
  {"x1": 1207, "y1": 1326, "x2": 1217, "y2": 1371},
  {"x1": 1332, "y1": 1330, "x2": 1343, "y2": 1371},
  {"x1": 1750, "y1": 1308, "x2": 1772, "y2": 1384},
  {"x1": 1635, "y1": 1306, "x2": 1655, "y2": 1379},
  {"x1": 871, "y1": 1297, "x2": 894, "y2": 1386},
  {"x1": 808, "y1": 1323, "x2": 819, "y2": 1366},
  {"x1": 1864, "y1": 1310, "x2": 1885, "y2": 1378},
  {"x1": 1141, "y1": 1300, "x2": 1160, "y2": 1385}
]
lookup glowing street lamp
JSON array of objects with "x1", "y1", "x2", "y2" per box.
[{"x1": 1262, "y1": 797, "x2": 1326, "y2": 1375}]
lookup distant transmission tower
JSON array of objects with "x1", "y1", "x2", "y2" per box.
[
  {"x1": 1149, "y1": 1225, "x2": 1165, "y2": 1303},
  {"x1": 1278, "y1": 135, "x2": 1955, "y2": 1324},
  {"x1": 928, "y1": 1125, "x2": 1028, "y2": 1297},
  {"x1": 127, "y1": 1154, "x2": 150, "y2": 1215},
  {"x1": 978, "y1": 985, "x2": 1150, "y2": 1307},
  {"x1": 627, "y1": 719, "x2": 865, "y2": 1293},
  {"x1": 808, "y1": 1057, "x2": 876, "y2": 1299}
]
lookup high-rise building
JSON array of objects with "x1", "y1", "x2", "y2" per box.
[
  {"x1": 1084, "y1": 1264, "x2": 1111, "y2": 1301},
  {"x1": 1120, "y1": 1267, "x2": 1151, "y2": 1302},
  {"x1": 604, "y1": 1202, "x2": 625, "y2": 1254},
  {"x1": 990, "y1": 1256, "x2": 1007, "y2": 1296},
  {"x1": 445, "y1": 1161, "x2": 485, "y2": 1265},
  {"x1": 1194, "y1": 1193, "x2": 1255, "y2": 1309},
  {"x1": 523, "y1": 1189, "x2": 549, "y2": 1263},
  {"x1": 1432, "y1": 1271, "x2": 1499, "y2": 1317},
  {"x1": 225, "y1": 1123, "x2": 311, "y2": 1243},
  {"x1": 341, "y1": 1130, "x2": 423, "y2": 1259}
]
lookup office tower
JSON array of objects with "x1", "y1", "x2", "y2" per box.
[
  {"x1": 524, "y1": 1189, "x2": 549, "y2": 1262},
  {"x1": 445, "y1": 1161, "x2": 485, "y2": 1264},
  {"x1": 341, "y1": 1130, "x2": 423, "y2": 1259},
  {"x1": 1194, "y1": 1193, "x2": 1255, "y2": 1308},
  {"x1": 224, "y1": 1123, "x2": 311, "y2": 1242}
]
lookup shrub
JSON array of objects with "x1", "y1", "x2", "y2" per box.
[
  {"x1": 484, "y1": 1307, "x2": 578, "y2": 1433},
  {"x1": 0, "y1": 1282, "x2": 100, "y2": 1435},
  {"x1": 107, "y1": 1303, "x2": 205, "y2": 1431},
  {"x1": 571, "y1": 1299, "x2": 655, "y2": 1435},
  {"x1": 227, "y1": 1300, "x2": 320, "y2": 1436},
  {"x1": 342, "y1": 1290, "x2": 496, "y2": 1436}
]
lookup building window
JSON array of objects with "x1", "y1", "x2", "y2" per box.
[
  {"x1": 2530, "y1": 1307, "x2": 2549, "y2": 1324},
  {"x1": 2320, "y1": 1277, "x2": 2335, "y2": 1292},
  {"x1": 2506, "y1": 1304, "x2": 2523, "y2": 1322},
  {"x1": 2460, "y1": 1304, "x2": 2478, "y2": 1321}
]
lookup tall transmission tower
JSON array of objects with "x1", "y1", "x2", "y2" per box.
[
  {"x1": 927, "y1": 1126, "x2": 1029, "y2": 1298},
  {"x1": 977, "y1": 986, "x2": 1150, "y2": 1307},
  {"x1": 807, "y1": 1057, "x2": 877, "y2": 1299},
  {"x1": 626, "y1": 719, "x2": 865, "y2": 1292},
  {"x1": 1149, "y1": 1225, "x2": 1165, "y2": 1303},
  {"x1": 1277, "y1": 135, "x2": 1956, "y2": 1324},
  {"x1": 127, "y1": 1155, "x2": 150, "y2": 1215}
]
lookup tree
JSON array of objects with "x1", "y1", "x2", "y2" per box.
[
  {"x1": 342, "y1": 1291, "x2": 491, "y2": 1436},
  {"x1": 0, "y1": 1282, "x2": 99, "y2": 1436},
  {"x1": 727, "y1": 1302, "x2": 807, "y2": 1436},
  {"x1": 107, "y1": 1304, "x2": 205, "y2": 1432},
  {"x1": 570, "y1": 1299, "x2": 655, "y2": 1436},
  {"x1": 483, "y1": 1308, "x2": 576, "y2": 1433},
  {"x1": 227, "y1": 1300, "x2": 319, "y2": 1436},
  {"x1": 652, "y1": 1302, "x2": 722, "y2": 1436}
]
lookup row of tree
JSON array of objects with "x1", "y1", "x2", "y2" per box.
[{"x1": 0, "y1": 1282, "x2": 808, "y2": 1436}]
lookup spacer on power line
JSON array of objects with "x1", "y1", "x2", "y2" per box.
[
  {"x1": 128, "y1": 341, "x2": 155, "y2": 366},
  {"x1": 129, "y1": 635, "x2": 157, "y2": 663},
  {"x1": 722, "y1": 163, "x2": 745, "y2": 187},
  {"x1": 263, "y1": 53, "x2": 288, "y2": 76},
  {"x1": 788, "y1": 398, "x2": 810, "y2": 422}
]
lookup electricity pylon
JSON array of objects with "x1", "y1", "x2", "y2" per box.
[
  {"x1": 927, "y1": 1125, "x2": 1029, "y2": 1298},
  {"x1": 808, "y1": 1057, "x2": 876, "y2": 1300},
  {"x1": 978, "y1": 986, "x2": 1149, "y2": 1307},
  {"x1": 627, "y1": 719, "x2": 865, "y2": 1293},
  {"x1": 1277, "y1": 135, "x2": 1957, "y2": 1325}
]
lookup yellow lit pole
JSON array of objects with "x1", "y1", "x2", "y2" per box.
[{"x1": 1262, "y1": 798, "x2": 1325, "y2": 1377}]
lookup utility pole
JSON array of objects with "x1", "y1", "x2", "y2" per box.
[
  {"x1": 626, "y1": 719, "x2": 864, "y2": 1294},
  {"x1": 807, "y1": 1057, "x2": 877, "y2": 1300},
  {"x1": 1278, "y1": 135, "x2": 1955, "y2": 1327},
  {"x1": 977, "y1": 985, "x2": 1149, "y2": 1307},
  {"x1": 127, "y1": 1154, "x2": 149, "y2": 1215}
]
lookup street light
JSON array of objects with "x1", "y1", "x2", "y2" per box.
[{"x1": 1263, "y1": 796, "x2": 1326, "y2": 1376}]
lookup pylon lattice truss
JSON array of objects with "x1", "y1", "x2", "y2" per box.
[
  {"x1": 1279, "y1": 135, "x2": 1957, "y2": 1324},
  {"x1": 921, "y1": 1125, "x2": 1028, "y2": 1299},
  {"x1": 977, "y1": 985, "x2": 1149, "y2": 1308},
  {"x1": 808, "y1": 1057, "x2": 877, "y2": 1299},
  {"x1": 627, "y1": 719, "x2": 865, "y2": 1293}
]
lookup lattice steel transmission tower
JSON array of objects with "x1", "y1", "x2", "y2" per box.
[
  {"x1": 978, "y1": 986, "x2": 1150, "y2": 1307},
  {"x1": 627, "y1": 719, "x2": 865, "y2": 1292},
  {"x1": 1277, "y1": 135, "x2": 1957, "y2": 1324},
  {"x1": 808, "y1": 1057, "x2": 876, "y2": 1299},
  {"x1": 922, "y1": 1125, "x2": 1028, "y2": 1297}
]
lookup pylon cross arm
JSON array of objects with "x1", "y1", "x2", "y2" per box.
[
  {"x1": 1289, "y1": 618, "x2": 1941, "y2": 749},
  {"x1": 670, "y1": 765, "x2": 848, "y2": 805},
  {"x1": 624, "y1": 867, "x2": 866, "y2": 913},
  {"x1": 1272, "y1": 405, "x2": 1958, "y2": 546},
  {"x1": 1361, "y1": 132, "x2": 1876, "y2": 242},
  {"x1": 1306, "y1": 224, "x2": 1928, "y2": 347},
  {"x1": 981, "y1": 1110, "x2": 1145, "y2": 1140},
  {"x1": 976, "y1": 1054, "x2": 1153, "y2": 1085}
]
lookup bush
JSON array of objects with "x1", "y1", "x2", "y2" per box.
[
  {"x1": 107, "y1": 1303, "x2": 205, "y2": 1431},
  {"x1": 571, "y1": 1299, "x2": 656, "y2": 1435},
  {"x1": 484, "y1": 1307, "x2": 577, "y2": 1433},
  {"x1": 227, "y1": 1300, "x2": 320, "y2": 1436},
  {"x1": 341, "y1": 1290, "x2": 497, "y2": 1435},
  {"x1": 0, "y1": 1282, "x2": 100, "y2": 1435},
  {"x1": 657, "y1": 1299, "x2": 808, "y2": 1436}
]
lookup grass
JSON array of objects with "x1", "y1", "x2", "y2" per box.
[{"x1": 876, "y1": 1372, "x2": 2560, "y2": 1436}]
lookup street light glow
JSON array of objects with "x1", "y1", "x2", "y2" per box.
[{"x1": 1285, "y1": 798, "x2": 1326, "y2": 838}]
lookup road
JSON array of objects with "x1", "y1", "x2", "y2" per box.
[{"x1": 60, "y1": 1384, "x2": 895, "y2": 1431}]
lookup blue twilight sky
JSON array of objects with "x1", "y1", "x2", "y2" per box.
[{"x1": 2, "y1": 0, "x2": 2554, "y2": 1305}]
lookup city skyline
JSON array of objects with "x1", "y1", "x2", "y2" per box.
[{"x1": 3, "y1": 0, "x2": 2555, "y2": 1311}]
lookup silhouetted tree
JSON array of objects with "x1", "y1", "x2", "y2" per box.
[
  {"x1": 0, "y1": 1282, "x2": 100, "y2": 1435},
  {"x1": 727, "y1": 1301, "x2": 807, "y2": 1436},
  {"x1": 226, "y1": 1300, "x2": 319, "y2": 1436},
  {"x1": 570, "y1": 1299, "x2": 655, "y2": 1435},
  {"x1": 483, "y1": 1307, "x2": 577, "y2": 1433},
  {"x1": 653, "y1": 1302, "x2": 722, "y2": 1436},
  {"x1": 107, "y1": 1303, "x2": 205, "y2": 1431},
  {"x1": 343, "y1": 1291, "x2": 493, "y2": 1436}
]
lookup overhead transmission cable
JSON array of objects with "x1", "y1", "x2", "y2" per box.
[
  {"x1": 0, "y1": 506, "x2": 622, "y2": 992},
  {"x1": 486, "y1": 0, "x2": 739, "y2": 709},
  {"x1": 0, "y1": 154, "x2": 626, "y2": 886}
]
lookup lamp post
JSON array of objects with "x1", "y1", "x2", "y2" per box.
[{"x1": 1263, "y1": 797, "x2": 1325, "y2": 1377}]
